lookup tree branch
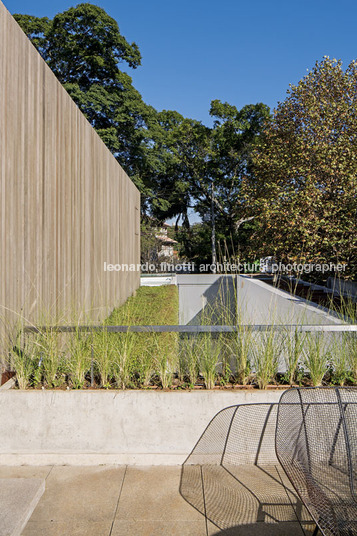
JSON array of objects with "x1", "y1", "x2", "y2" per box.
[{"x1": 235, "y1": 216, "x2": 255, "y2": 231}]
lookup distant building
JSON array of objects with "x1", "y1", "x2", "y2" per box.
[{"x1": 155, "y1": 223, "x2": 179, "y2": 260}]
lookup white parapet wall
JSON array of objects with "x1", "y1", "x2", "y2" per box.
[
  {"x1": 177, "y1": 274, "x2": 344, "y2": 325},
  {"x1": 0, "y1": 390, "x2": 283, "y2": 466},
  {"x1": 235, "y1": 275, "x2": 344, "y2": 325},
  {"x1": 140, "y1": 275, "x2": 177, "y2": 286},
  {"x1": 177, "y1": 274, "x2": 346, "y2": 372}
]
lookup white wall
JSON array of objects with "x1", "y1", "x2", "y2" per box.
[{"x1": 177, "y1": 274, "x2": 344, "y2": 326}]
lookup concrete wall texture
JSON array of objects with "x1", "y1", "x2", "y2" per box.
[
  {"x1": 177, "y1": 274, "x2": 345, "y2": 326},
  {"x1": 177, "y1": 274, "x2": 345, "y2": 372},
  {"x1": 0, "y1": 1, "x2": 140, "y2": 361},
  {"x1": 0, "y1": 390, "x2": 284, "y2": 465}
]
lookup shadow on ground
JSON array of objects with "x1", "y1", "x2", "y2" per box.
[
  {"x1": 180, "y1": 404, "x2": 316, "y2": 536},
  {"x1": 209, "y1": 522, "x2": 316, "y2": 535}
]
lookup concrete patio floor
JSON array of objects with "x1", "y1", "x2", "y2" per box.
[{"x1": 0, "y1": 465, "x2": 318, "y2": 536}]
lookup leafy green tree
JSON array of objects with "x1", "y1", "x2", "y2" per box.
[
  {"x1": 245, "y1": 57, "x2": 357, "y2": 278},
  {"x1": 197, "y1": 100, "x2": 271, "y2": 234},
  {"x1": 154, "y1": 102, "x2": 269, "y2": 263},
  {"x1": 15, "y1": 5, "x2": 141, "y2": 81},
  {"x1": 15, "y1": 3, "x2": 270, "y2": 253},
  {"x1": 175, "y1": 223, "x2": 213, "y2": 265},
  {"x1": 149, "y1": 111, "x2": 211, "y2": 226},
  {"x1": 150, "y1": 103, "x2": 270, "y2": 230}
]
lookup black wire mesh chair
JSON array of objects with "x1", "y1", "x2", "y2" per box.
[
  {"x1": 276, "y1": 387, "x2": 357, "y2": 536},
  {"x1": 180, "y1": 403, "x2": 314, "y2": 535}
]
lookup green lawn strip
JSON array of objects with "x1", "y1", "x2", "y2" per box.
[
  {"x1": 107, "y1": 285, "x2": 179, "y2": 326},
  {"x1": 105, "y1": 285, "x2": 179, "y2": 385}
]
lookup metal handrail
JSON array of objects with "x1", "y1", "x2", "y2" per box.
[{"x1": 23, "y1": 324, "x2": 357, "y2": 334}]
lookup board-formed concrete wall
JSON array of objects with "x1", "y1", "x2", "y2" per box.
[{"x1": 0, "y1": 1, "x2": 140, "y2": 363}]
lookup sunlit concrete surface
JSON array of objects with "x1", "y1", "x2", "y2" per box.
[{"x1": 0, "y1": 466, "x2": 318, "y2": 536}]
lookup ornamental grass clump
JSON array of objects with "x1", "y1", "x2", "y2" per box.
[
  {"x1": 150, "y1": 332, "x2": 179, "y2": 389},
  {"x1": 178, "y1": 335, "x2": 199, "y2": 386},
  {"x1": 155, "y1": 353, "x2": 173, "y2": 389},
  {"x1": 12, "y1": 351, "x2": 34, "y2": 390},
  {"x1": 40, "y1": 329, "x2": 64, "y2": 387},
  {"x1": 283, "y1": 328, "x2": 306, "y2": 385},
  {"x1": 335, "y1": 296, "x2": 357, "y2": 383},
  {"x1": 136, "y1": 334, "x2": 156, "y2": 387},
  {"x1": 112, "y1": 332, "x2": 136, "y2": 389},
  {"x1": 253, "y1": 330, "x2": 281, "y2": 389},
  {"x1": 198, "y1": 333, "x2": 222, "y2": 390},
  {"x1": 11, "y1": 331, "x2": 40, "y2": 390},
  {"x1": 330, "y1": 333, "x2": 350, "y2": 386},
  {"x1": 345, "y1": 333, "x2": 357, "y2": 382},
  {"x1": 303, "y1": 332, "x2": 329, "y2": 387},
  {"x1": 92, "y1": 328, "x2": 116, "y2": 387},
  {"x1": 223, "y1": 327, "x2": 252, "y2": 385},
  {"x1": 66, "y1": 329, "x2": 91, "y2": 388}
]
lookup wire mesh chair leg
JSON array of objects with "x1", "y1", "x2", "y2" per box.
[{"x1": 312, "y1": 525, "x2": 319, "y2": 536}]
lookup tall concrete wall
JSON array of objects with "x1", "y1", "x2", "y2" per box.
[{"x1": 0, "y1": 1, "x2": 140, "y2": 364}]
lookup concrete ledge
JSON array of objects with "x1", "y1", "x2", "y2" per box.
[
  {"x1": 0, "y1": 478, "x2": 45, "y2": 536},
  {"x1": 0, "y1": 390, "x2": 284, "y2": 466},
  {"x1": 0, "y1": 378, "x2": 16, "y2": 391},
  {"x1": 0, "y1": 453, "x2": 189, "y2": 466}
]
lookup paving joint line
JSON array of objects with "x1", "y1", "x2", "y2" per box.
[
  {"x1": 109, "y1": 465, "x2": 128, "y2": 536},
  {"x1": 45, "y1": 465, "x2": 55, "y2": 480}
]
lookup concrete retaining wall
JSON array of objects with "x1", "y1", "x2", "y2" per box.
[
  {"x1": 177, "y1": 274, "x2": 344, "y2": 325},
  {"x1": 177, "y1": 274, "x2": 345, "y2": 372},
  {"x1": 235, "y1": 275, "x2": 343, "y2": 325},
  {"x1": 0, "y1": 390, "x2": 283, "y2": 465},
  {"x1": 327, "y1": 277, "x2": 357, "y2": 299}
]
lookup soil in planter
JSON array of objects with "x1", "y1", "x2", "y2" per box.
[{"x1": 1, "y1": 370, "x2": 15, "y2": 386}]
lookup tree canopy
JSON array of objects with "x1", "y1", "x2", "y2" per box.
[
  {"x1": 245, "y1": 57, "x2": 357, "y2": 278},
  {"x1": 26, "y1": 4, "x2": 356, "y2": 271},
  {"x1": 148, "y1": 102, "x2": 270, "y2": 238}
]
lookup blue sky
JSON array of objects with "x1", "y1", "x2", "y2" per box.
[{"x1": 4, "y1": 0, "x2": 357, "y2": 127}]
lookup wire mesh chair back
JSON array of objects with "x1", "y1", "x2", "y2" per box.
[
  {"x1": 184, "y1": 403, "x2": 278, "y2": 467},
  {"x1": 338, "y1": 388, "x2": 357, "y2": 503},
  {"x1": 276, "y1": 387, "x2": 357, "y2": 536}
]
